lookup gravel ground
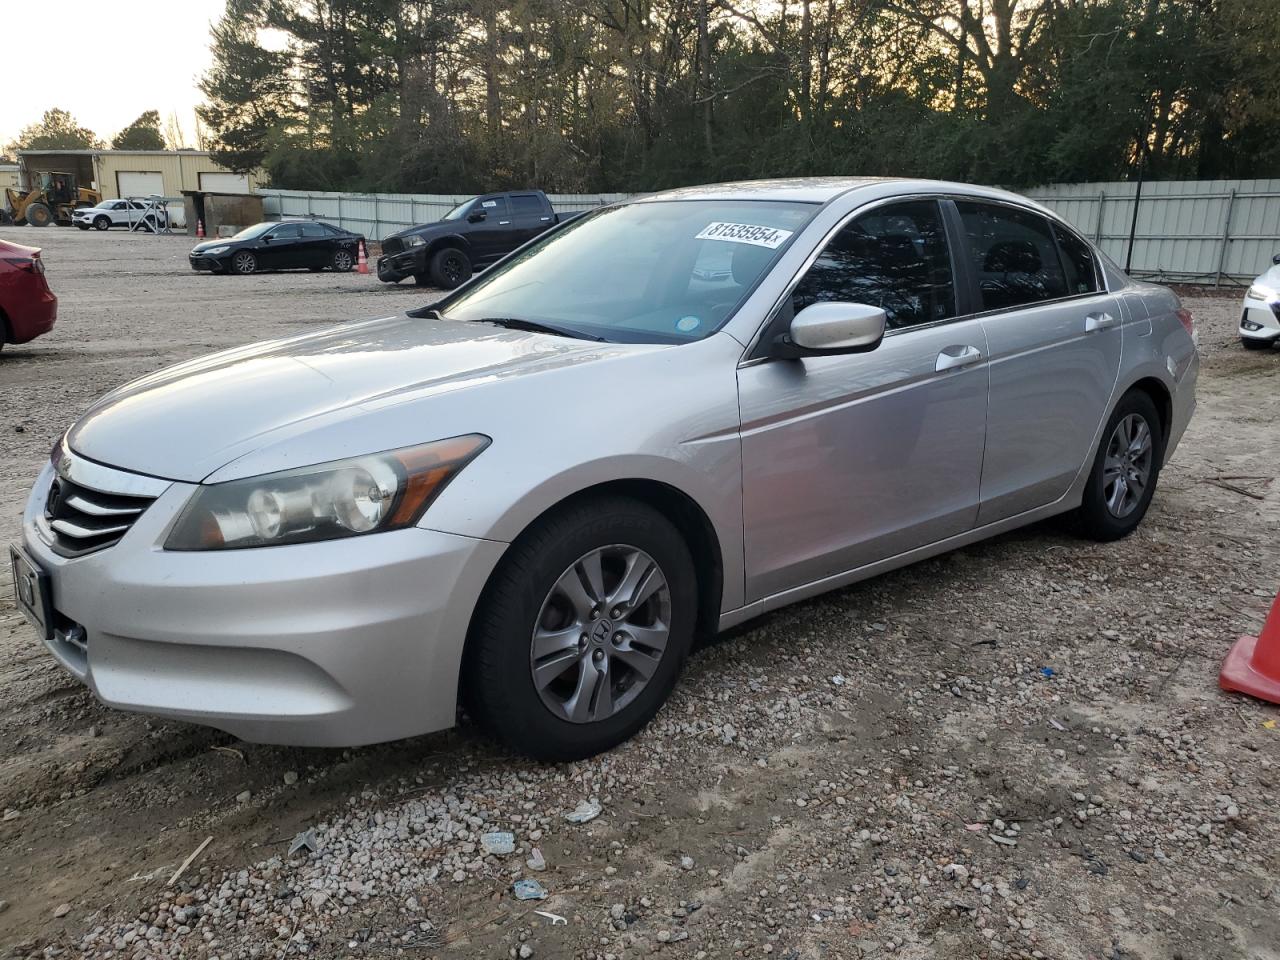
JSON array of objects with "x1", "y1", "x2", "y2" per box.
[{"x1": 1, "y1": 227, "x2": 1279, "y2": 960}]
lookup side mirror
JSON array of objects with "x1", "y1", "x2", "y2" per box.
[
  {"x1": 770, "y1": 302, "x2": 887, "y2": 359},
  {"x1": 468, "y1": 210, "x2": 487, "y2": 223},
  {"x1": 262, "y1": 235, "x2": 272, "y2": 243},
  {"x1": 1272, "y1": 253, "x2": 1280, "y2": 266}
]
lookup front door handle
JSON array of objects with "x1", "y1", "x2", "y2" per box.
[
  {"x1": 935, "y1": 344, "x2": 983, "y2": 373},
  {"x1": 499, "y1": 220, "x2": 511, "y2": 225},
  {"x1": 1085, "y1": 311, "x2": 1118, "y2": 332}
]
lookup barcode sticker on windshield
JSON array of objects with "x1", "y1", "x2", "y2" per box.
[{"x1": 696, "y1": 222, "x2": 793, "y2": 249}]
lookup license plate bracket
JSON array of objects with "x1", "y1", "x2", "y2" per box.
[{"x1": 9, "y1": 545, "x2": 53, "y2": 643}]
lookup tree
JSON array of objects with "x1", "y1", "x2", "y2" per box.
[
  {"x1": 15, "y1": 109, "x2": 101, "y2": 150},
  {"x1": 112, "y1": 110, "x2": 166, "y2": 150}
]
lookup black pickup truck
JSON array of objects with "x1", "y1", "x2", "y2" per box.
[{"x1": 376, "y1": 190, "x2": 583, "y2": 288}]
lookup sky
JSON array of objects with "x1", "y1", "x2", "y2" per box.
[{"x1": 0, "y1": 0, "x2": 223, "y2": 149}]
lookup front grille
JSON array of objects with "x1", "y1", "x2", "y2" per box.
[
  {"x1": 381, "y1": 236, "x2": 404, "y2": 255},
  {"x1": 41, "y1": 475, "x2": 155, "y2": 557}
]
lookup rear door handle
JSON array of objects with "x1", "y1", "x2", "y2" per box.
[
  {"x1": 1085, "y1": 311, "x2": 1118, "y2": 332},
  {"x1": 935, "y1": 344, "x2": 984, "y2": 373}
]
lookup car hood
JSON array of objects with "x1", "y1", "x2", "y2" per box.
[
  {"x1": 191, "y1": 238, "x2": 245, "y2": 253},
  {"x1": 387, "y1": 221, "x2": 456, "y2": 244},
  {"x1": 1254, "y1": 265, "x2": 1280, "y2": 291},
  {"x1": 68, "y1": 314, "x2": 661, "y2": 483}
]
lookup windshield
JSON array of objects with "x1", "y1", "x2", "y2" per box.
[
  {"x1": 442, "y1": 200, "x2": 817, "y2": 343},
  {"x1": 230, "y1": 222, "x2": 275, "y2": 241},
  {"x1": 441, "y1": 199, "x2": 477, "y2": 221}
]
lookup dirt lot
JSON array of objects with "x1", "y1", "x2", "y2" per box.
[{"x1": 1, "y1": 226, "x2": 1278, "y2": 960}]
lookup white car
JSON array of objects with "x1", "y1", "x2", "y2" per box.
[
  {"x1": 1241, "y1": 255, "x2": 1280, "y2": 350},
  {"x1": 72, "y1": 200, "x2": 167, "y2": 232}
]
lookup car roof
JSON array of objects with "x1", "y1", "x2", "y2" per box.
[{"x1": 630, "y1": 177, "x2": 1054, "y2": 213}]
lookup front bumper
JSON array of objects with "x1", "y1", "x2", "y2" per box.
[
  {"x1": 1240, "y1": 296, "x2": 1280, "y2": 342},
  {"x1": 188, "y1": 254, "x2": 227, "y2": 272},
  {"x1": 18, "y1": 462, "x2": 507, "y2": 746},
  {"x1": 376, "y1": 249, "x2": 420, "y2": 283}
]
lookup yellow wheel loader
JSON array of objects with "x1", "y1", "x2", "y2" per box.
[{"x1": 3, "y1": 172, "x2": 102, "y2": 227}]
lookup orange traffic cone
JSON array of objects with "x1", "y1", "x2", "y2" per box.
[
  {"x1": 196, "y1": 219, "x2": 205, "y2": 239},
  {"x1": 1221, "y1": 588, "x2": 1280, "y2": 704},
  {"x1": 357, "y1": 239, "x2": 370, "y2": 275}
]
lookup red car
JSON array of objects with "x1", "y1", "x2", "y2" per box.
[{"x1": 0, "y1": 238, "x2": 57, "y2": 352}]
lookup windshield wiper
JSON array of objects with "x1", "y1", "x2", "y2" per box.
[{"x1": 468, "y1": 317, "x2": 604, "y2": 342}]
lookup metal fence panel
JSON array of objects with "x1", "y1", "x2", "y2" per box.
[
  {"x1": 1024, "y1": 178, "x2": 1280, "y2": 284},
  {"x1": 259, "y1": 181, "x2": 1280, "y2": 282},
  {"x1": 257, "y1": 189, "x2": 627, "y2": 241}
]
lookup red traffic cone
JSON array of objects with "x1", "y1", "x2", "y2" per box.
[
  {"x1": 1220, "y1": 588, "x2": 1280, "y2": 704},
  {"x1": 357, "y1": 239, "x2": 370, "y2": 275},
  {"x1": 196, "y1": 219, "x2": 205, "y2": 239}
]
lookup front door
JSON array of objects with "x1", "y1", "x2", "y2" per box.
[
  {"x1": 738, "y1": 199, "x2": 990, "y2": 602},
  {"x1": 260, "y1": 223, "x2": 302, "y2": 269},
  {"x1": 468, "y1": 196, "x2": 514, "y2": 266},
  {"x1": 950, "y1": 201, "x2": 1124, "y2": 524}
]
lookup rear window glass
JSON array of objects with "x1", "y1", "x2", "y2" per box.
[
  {"x1": 1053, "y1": 224, "x2": 1100, "y2": 294},
  {"x1": 955, "y1": 201, "x2": 1068, "y2": 311}
]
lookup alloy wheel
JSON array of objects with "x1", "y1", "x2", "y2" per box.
[
  {"x1": 233, "y1": 251, "x2": 256, "y2": 274},
  {"x1": 1102, "y1": 413, "x2": 1153, "y2": 518},
  {"x1": 334, "y1": 250, "x2": 353, "y2": 271},
  {"x1": 530, "y1": 545, "x2": 672, "y2": 724},
  {"x1": 442, "y1": 252, "x2": 464, "y2": 284}
]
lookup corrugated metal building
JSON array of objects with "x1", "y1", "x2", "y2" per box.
[
  {"x1": 16, "y1": 150, "x2": 263, "y2": 200},
  {"x1": 0, "y1": 164, "x2": 20, "y2": 192}
]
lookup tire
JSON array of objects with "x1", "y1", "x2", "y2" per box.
[
  {"x1": 26, "y1": 203, "x2": 52, "y2": 227},
  {"x1": 464, "y1": 496, "x2": 697, "y2": 761},
  {"x1": 1242, "y1": 336, "x2": 1274, "y2": 351},
  {"x1": 77, "y1": 224, "x2": 90, "y2": 231},
  {"x1": 1073, "y1": 390, "x2": 1165, "y2": 541},
  {"x1": 332, "y1": 248, "x2": 354, "y2": 272},
  {"x1": 429, "y1": 247, "x2": 472, "y2": 289},
  {"x1": 93, "y1": 215, "x2": 110, "y2": 231},
  {"x1": 231, "y1": 250, "x2": 257, "y2": 275}
]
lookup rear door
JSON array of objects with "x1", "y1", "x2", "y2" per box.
[
  {"x1": 951, "y1": 200, "x2": 1123, "y2": 523},
  {"x1": 296, "y1": 222, "x2": 333, "y2": 267},
  {"x1": 508, "y1": 193, "x2": 553, "y2": 245}
]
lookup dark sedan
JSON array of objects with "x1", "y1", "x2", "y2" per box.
[{"x1": 189, "y1": 221, "x2": 364, "y2": 275}]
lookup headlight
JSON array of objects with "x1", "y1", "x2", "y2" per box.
[
  {"x1": 407, "y1": 235, "x2": 426, "y2": 247},
  {"x1": 1247, "y1": 283, "x2": 1278, "y2": 301},
  {"x1": 204, "y1": 245, "x2": 231, "y2": 255},
  {"x1": 165, "y1": 435, "x2": 490, "y2": 550}
]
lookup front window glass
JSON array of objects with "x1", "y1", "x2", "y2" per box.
[
  {"x1": 956, "y1": 201, "x2": 1068, "y2": 310},
  {"x1": 790, "y1": 200, "x2": 956, "y2": 329},
  {"x1": 442, "y1": 199, "x2": 476, "y2": 221},
  {"x1": 443, "y1": 200, "x2": 817, "y2": 343},
  {"x1": 231, "y1": 222, "x2": 275, "y2": 240}
]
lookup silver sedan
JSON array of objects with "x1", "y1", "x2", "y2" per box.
[{"x1": 11, "y1": 178, "x2": 1199, "y2": 759}]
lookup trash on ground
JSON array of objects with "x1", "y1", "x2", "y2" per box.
[
  {"x1": 513, "y1": 878, "x2": 548, "y2": 901},
  {"x1": 534, "y1": 910, "x2": 567, "y2": 925},
  {"x1": 564, "y1": 799, "x2": 602, "y2": 824},
  {"x1": 830, "y1": 674, "x2": 846, "y2": 685},
  {"x1": 167, "y1": 836, "x2": 213, "y2": 886},
  {"x1": 1040, "y1": 667, "x2": 1056, "y2": 678},
  {"x1": 481, "y1": 831, "x2": 515, "y2": 855},
  {"x1": 288, "y1": 829, "x2": 320, "y2": 856},
  {"x1": 1048, "y1": 718, "x2": 1067, "y2": 731}
]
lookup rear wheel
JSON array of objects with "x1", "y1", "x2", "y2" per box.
[
  {"x1": 1242, "y1": 336, "x2": 1274, "y2": 351},
  {"x1": 93, "y1": 215, "x2": 110, "y2": 231},
  {"x1": 1073, "y1": 390, "x2": 1164, "y2": 541},
  {"x1": 232, "y1": 250, "x2": 257, "y2": 275},
  {"x1": 429, "y1": 247, "x2": 472, "y2": 289},
  {"x1": 332, "y1": 248, "x2": 354, "y2": 272},
  {"x1": 464, "y1": 497, "x2": 697, "y2": 761},
  {"x1": 26, "y1": 203, "x2": 52, "y2": 227}
]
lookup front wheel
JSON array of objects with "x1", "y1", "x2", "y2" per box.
[
  {"x1": 26, "y1": 203, "x2": 52, "y2": 227},
  {"x1": 231, "y1": 250, "x2": 257, "y2": 275},
  {"x1": 464, "y1": 497, "x2": 697, "y2": 760},
  {"x1": 1073, "y1": 390, "x2": 1164, "y2": 541},
  {"x1": 429, "y1": 247, "x2": 472, "y2": 289},
  {"x1": 93, "y1": 215, "x2": 110, "y2": 231}
]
